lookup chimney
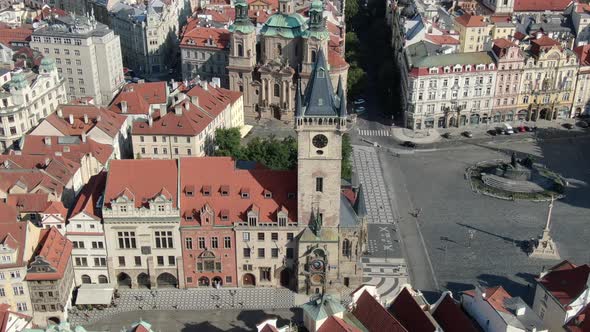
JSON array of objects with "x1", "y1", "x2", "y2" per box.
[
  {"x1": 191, "y1": 95, "x2": 199, "y2": 107},
  {"x1": 171, "y1": 79, "x2": 178, "y2": 91},
  {"x1": 96, "y1": 114, "x2": 102, "y2": 122},
  {"x1": 148, "y1": 117, "x2": 153, "y2": 127},
  {"x1": 68, "y1": 114, "x2": 74, "y2": 125},
  {"x1": 44, "y1": 137, "x2": 51, "y2": 145},
  {"x1": 57, "y1": 108, "x2": 63, "y2": 118},
  {"x1": 184, "y1": 101, "x2": 190, "y2": 110},
  {"x1": 515, "y1": 303, "x2": 526, "y2": 316},
  {"x1": 81, "y1": 132, "x2": 87, "y2": 143},
  {"x1": 212, "y1": 77, "x2": 221, "y2": 88},
  {"x1": 121, "y1": 100, "x2": 128, "y2": 113},
  {"x1": 175, "y1": 104, "x2": 182, "y2": 115},
  {"x1": 83, "y1": 114, "x2": 89, "y2": 124}
]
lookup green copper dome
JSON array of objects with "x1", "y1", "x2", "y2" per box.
[
  {"x1": 310, "y1": 0, "x2": 323, "y2": 11},
  {"x1": 260, "y1": 13, "x2": 307, "y2": 38},
  {"x1": 10, "y1": 72, "x2": 27, "y2": 90},
  {"x1": 230, "y1": 0, "x2": 255, "y2": 34},
  {"x1": 40, "y1": 57, "x2": 56, "y2": 72}
]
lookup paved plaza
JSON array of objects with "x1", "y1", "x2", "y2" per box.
[{"x1": 389, "y1": 134, "x2": 590, "y2": 302}]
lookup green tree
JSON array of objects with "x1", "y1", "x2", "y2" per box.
[
  {"x1": 347, "y1": 65, "x2": 366, "y2": 99},
  {"x1": 214, "y1": 127, "x2": 242, "y2": 157},
  {"x1": 341, "y1": 133, "x2": 353, "y2": 180},
  {"x1": 345, "y1": 0, "x2": 359, "y2": 25},
  {"x1": 243, "y1": 136, "x2": 297, "y2": 170}
]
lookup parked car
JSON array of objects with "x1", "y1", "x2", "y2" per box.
[
  {"x1": 462, "y1": 131, "x2": 473, "y2": 138},
  {"x1": 563, "y1": 123, "x2": 574, "y2": 130},
  {"x1": 503, "y1": 123, "x2": 514, "y2": 134},
  {"x1": 576, "y1": 121, "x2": 589, "y2": 128},
  {"x1": 441, "y1": 132, "x2": 452, "y2": 139},
  {"x1": 354, "y1": 99, "x2": 366, "y2": 105},
  {"x1": 401, "y1": 141, "x2": 416, "y2": 148},
  {"x1": 487, "y1": 129, "x2": 497, "y2": 136},
  {"x1": 524, "y1": 126, "x2": 532, "y2": 132},
  {"x1": 517, "y1": 125, "x2": 526, "y2": 132}
]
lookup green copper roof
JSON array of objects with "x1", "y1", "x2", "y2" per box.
[
  {"x1": 10, "y1": 72, "x2": 27, "y2": 90},
  {"x1": 311, "y1": 0, "x2": 323, "y2": 11},
  {"x1": 302, "y1": 296, "x2": 346, "y2": 321},
  {"x1": 410, "y1": 49, "x2": 495, "y2": 68},
  {"x1": 228, "y1": 23, "x2": 255, "y2": 34},
  {"x1": 40, "y1": 56, "x2": 56, "y2": 72},
  {"x1": 302, "y1": 29, "x2": 330, "y2": 40},
  {"x1": 260, "y1": 13, "x2": 307, "y2": 38}
]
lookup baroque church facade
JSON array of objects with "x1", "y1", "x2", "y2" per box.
[{"x1": 228, "y1": 0, "x2": 349, "y2": 121}]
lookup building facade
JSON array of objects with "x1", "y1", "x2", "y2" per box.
[
  {"x1": 30, "y1": 15, "x2": 125, "y2": 106},
  {"x1": 573, "y1": 45, "x2": 590, "y2": 116},
  {"x1": 103, "y1": 159, "x2": 184, "y2": 289},
  {"x1": 491, "y1": 38, "x2": 525, "y2": 122},
  {"x1": 0, "y1": 59, "x2": 66, "y2": 151},
  {"x1": 406, "y1": 50, "x2": 497, "y2": 130},
  {"x1": 180, "y1": 23, "x2": 230, "y2": 87},
  {"x1": 454, "y1": 15, "x2": 492, "y2": 53}
]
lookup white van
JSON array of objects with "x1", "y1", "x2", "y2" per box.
[{"x1": 503, "y1": 123, "x2": 514, "y2": 134}]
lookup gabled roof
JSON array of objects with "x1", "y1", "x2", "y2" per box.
[
  {"x1": 318, "y1": 316, "x2": 362, "y2": 332},
  {"x1": 109, "y1": 82, "x2": 168, "y2": 115},
  {"x1": 179, "y1": 157, "x2": 296, "y2": 225},
  {"x1": 0, "y1": 203, "x2": 18, "y2": 223},
  {"x1": 104, "y1": 159, "x2": 178, "y2": 209},
  {"x1": 37, "y1": 104, "x2": 126, "y2": 139},
  {"x1": 514, "y1": 0, "x2": 572, "y2": 12},
  {"x1": 462, "y1": 286, "x2": 513, "y2": 313},
  {"x1": 352, "y1": 291, "x2": 407, "y2": 332},
  {"x1": 389, "y1": 288, "x2": 437, "y2": 332},
  {"x1": 0, "y1": 303, "x2": 32, "y2": 332},
  {"x1": 26, "y1": 227, "x2": 72, "y2": 280},
  {"x1": 180, "y1": 23, "x2": 230, "y2": 50},
  {"x1": 574, "y1": 45, "x2": 590, "y2": 66},
  {"x1": 455, "y1": 14, "x2": 488, "y2": 28},
  {"x1": 431, "y1": 293, "x2": 478, "y2": 332},
  {"x1": 19, "y1": 135, "x2": 113, "y2": 166},
  {"x1": 0, "y1": 220, "x2": 28, "y2": 269},
  {"x1": 69, "y1": 172, "x2": 107, "y2": 220},
  {"x1": 6, "y1": 193, "x2": 49, "y2": 213},
  {"x1": 537, "y1": 260, "x2": 590, "y2": 307}
]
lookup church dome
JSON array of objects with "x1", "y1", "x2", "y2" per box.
[
  {"x1": 10, "y1": 72, "x2": 28, "y2": 90},
  {"x1": 260, "y1": 13, "x2": 307, "y2": 38},
  {"x1": 40, "y1": 56, "x2": 56, "y2": 72}
]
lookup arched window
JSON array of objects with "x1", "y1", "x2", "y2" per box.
[
  {"x1": 237, "y1": 44, "x2": 244, "y2": 57},
  {"x1": 81, "y1": 275, "x2": 92, "y2": 284},
  {"x1": 311, "y1": 50, "x2": 317, "y2": 63},
  {"x1": 342, "y1": 239, "x2": 351, "y2": 257},
  {"x1": 274, "y1": 83, "x2": 280, "y2": 97},
  {"x1": 98, "y1": 275, "x2": 108, "y2": 284},
  {"x1": 277, "y1": 44, "x2": 282, "y2": 56}
]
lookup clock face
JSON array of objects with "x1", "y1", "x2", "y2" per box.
[
  {"x1": 312, "y1": 134, "x2": 328, "y2": 148},
  {"x1": 310, "y1": 259, "x2": 325, "y2": 272}
]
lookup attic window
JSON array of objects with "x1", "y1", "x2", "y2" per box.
[
  {"x1": 264, "y1": 190, "x2": 272, "y2": 199},
  {"x1": 63, "y1": 146, "x2": 70, "y2": 152},
  {"x1": 317, "y1": 69, "x2": 325, "y2": 78},
  {"x1": 220, "y1": 185, "x2": 229, "y2": 196},
  {"x1": 186, "y1": 214, "x2": 194, "y2": 221},
  {"x1": 202, "y1": 185, "x2": 211, "y2": 196},
  {"x1": 185, "y1": 185, "x2": 194, "y2": 196},
  {"x1": 220, "y1": 209, "x2": 229, "y2": 221},
  {"x1": 241, "y1": 188, "x2": 250, "y2": 199},
  {"x1": 429, "y1": 68, "x2": 438, "y2": 74}
]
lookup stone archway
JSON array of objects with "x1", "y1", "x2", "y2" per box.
[
  {"x1": 242, "y1": 273, "x2": 256, "y2": 286},
  {"x1": 540, "y1": 108, "x2": 549, "y2": 120},
  {"x1": 279, "y1": 268, "x2": 292, "y2": 289},
  {"x1": 137, "y1": 273, "x2": 150, "y2": 289},
  {"x1": 460, "y1": 115, "x2": 467, "y2": 126},
  {"x1": 212, "y1": 276, "x2": 223, "y2": 288},
  {"x1": 449, "y1": 117, "x2": 457, "y2": 127},
  {"x1": 198, "y1": 276, "x2": 210, "y2": 287},
  {"x1": 437, "y1": 117, "x2": 445, "y2": 128},
  {"x1": 117, "y1": 273, "x2": 132, "y2": 288},
  {"x1": 47, "y1": 317, "x2": 60, "y2": 326},
  {"x1": 81, "y1": 275, "x2": 91, "y2": 284},
  {"x1": 156, "y1": 273, "x2": 178, "y2": 288},
  {"x1": 470, "y1": 114, "x2": 480, "y2": 125}
]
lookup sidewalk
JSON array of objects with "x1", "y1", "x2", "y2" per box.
[{"x1": 391, "y1": 127, "x2": 441, "y2": 143}]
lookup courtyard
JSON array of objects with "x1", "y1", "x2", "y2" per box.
[{"x1": 384, "y1": 132, "x2": 590, "y2": 303}]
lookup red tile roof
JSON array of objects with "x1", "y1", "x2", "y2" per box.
[
  {"x1": 565, "y1": 303, "x2": 590, "y2": 332},
  {"x1": 104, "y1": 159, "x2": 179, "y2": 209},
  {"x1": 109, "y1": 82, "x2": 168, "y2": 115},
  {"x1": 576, "y1": 3, "x2": 590, "y2": 13},
  {"x1": 318, "y1": 316, "x2": 361, "y2": 332},
  {"x1": 538, "y1": 260, "x2": 590, "y2": 307},
  {"x1": 389, "y1": 288, "x2": 437, "y2": 332},
  {"x1": 493, "y1": 38, "x2": 517, "y2": 49},
  {"x1": 425, "y1": 34, "x2": 460, "y2": 45},
  {"x1": 6, "y1": 193, "x2": 49, "y2": 213},
  {"x1": 179, "y1": 157, "x2": 296, "y2": 225},
  {"x1": 26, "y1": 227, "x2": 72, "y2": 281},
  {"x1": 0, "y1": 221, "x2": 28, "y2": 268},
  {"x1": 328, "y1": 50, "x2": 348, "y2": 70},
  {"x1": 43, "y1": 201, "x2": 68, "y2": 217},
  {"x1": 351, "y1": 291, "x2": 407, "y2": 332},
  {"x1": 259, "y1": 324, "x2": 279, "y2": 332},
  {"x1": 574, "y1": 45, "x2": 590, "y2": 66},
  {"x1": 514, "y1": 0, "x2": 572, "y2": 12},
  {"x1": 490, "y1": 15, "x2": 512, "y2": 23},
  {"x1": 0, "y1": 303, "x2": 32, "y2": 332},
  {"x1": 455, "y1": 14, "x2": 488, "y2": 28},
  {"x1": 34, "y1": 7, "x2": 69, "y2": 21},
  {"x1": 530, "y1": 35, "x2": 561, "y2": 55},
  {"x1": 19, "y1": 135, "x2": 113, "y2": 165},
  {"x1": 69, "y1": 172, "x2": 107, "y2": 220},
  {"x1": 432, "y1": 293, "x2": 478, "y2": 332},
  {"x1": 463, "y1": 286, "x2": 513, "y2": 313},
  {"x1": 38, "y1": 104, "x2": 126, "y2": 139},
  {"x1": 0, "y1": 203, "x2": 18, "y2": 223},
  {"x1": 180, "y1": 21, "x2": 230, "y2": 50},
  {"x1": 0, "y1": 27, "x2": 32, "y2": 46}
]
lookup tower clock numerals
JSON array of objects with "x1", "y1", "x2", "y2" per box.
[{"x1": 312, "y1": 134, "x2": 328, "y2": 148}]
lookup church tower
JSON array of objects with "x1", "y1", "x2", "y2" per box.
[
  {"x1": 295, "y1": 49, "x2": 349, "y2": 295},
  {"x1": 228, "y1": 0, "x2": 257, "y2": 111},
  {"x1": 302, "y1": 0, "x2": 330, "y2": 76}
]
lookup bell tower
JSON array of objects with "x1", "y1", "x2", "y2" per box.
[{"x1": 295, "y1": 49, "x2": 347, "y2": 228}]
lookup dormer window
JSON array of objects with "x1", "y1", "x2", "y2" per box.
[
  {"x1": 220, "y1": 185, "x2": 229, "y2": 196},
  {"x1": 278, "y1": 215, "x2": 287, "y2": 227},
  {"x1": 119, "y1": 205, "x2": 127, "y2": 213},
  {"x1": 220, "y1": 209, "x2": 229, "y2": 221},
  {"x1": 186, "y1": 214, "x2": 194, "y2": 221},
  {"x1": 185, "y1": 185, "x2": 194, "y2": 197},
  {"x1": 241, "y1": 188, "x2": 250, "y2": 199},
  {"x1": 202, "y1": 185, "x2": 211, "y2": 196},
  {"x1": 264, "y1": 190, "x2": 272, "y2": 199},
  {"x1": 429, "y1": 67, "x2": 438, "y2": 74},
  {"x1": 248, "y1": 215, "x2": 257, "y2": 226}
]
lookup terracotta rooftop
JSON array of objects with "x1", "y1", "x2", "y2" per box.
[
  {"x1": 19, "y1": 135, "x2": 113, "y2": 166},
  {"x1": 514, "y1": 0, "x2": 572, "y2": 12},
  {"x1": 328, "y1": 50, "x2": 348, "y2": 70},
  {"x1": 104, "y1": 159, "x2": 179, "y2": 209},
  {"x1": 351, "y1": 290, "x2": 407, "y2": 332},
  {"x1": 6, "y1": 193, "x2": 49, "y2": 213},
  {"x1": 0, "y1": 221, "x2": 28, "y2": 269},
  {"x1": 68, "y1": 172, "x2": 107, "y2": 221},
  {"x1": 317, "y1": 316, "x2": 361, "y2": 332},
  {"x1": 26, "y1": 227, "x2": 72, "y2": 281},
  {"x1": 565, "y1": 303, "x2": 590, "y2": 332},
  {"x1": 490, "y1": 15, "x2": 512, "y2": 23},
  {"x1": 389, "y1": 288, "x2": 437, "y2": 332},
  {"x1": 493, "y1": 38, "x2": 517, "y2": 49},
  {"x1": 463, "y1": 286, "x2": 513, "y2": 314},
  {"x1": 37, "y1": 104, "x2": 126, "y2": 139},
  {"x1": 537, "y1": 260, "x2": 590, "y2": 307},
  {"x1": 431, "y1": 293, "x2": 478, "y2": 332},
  {"x1": 0, "y1": 303, "x2": 32, "y2": 332},
  {"x1": 109, "y1": 82, "x2": 168, "y2": 115},
  {"x1": 455, "y1": 14, "x2": 488, "y2": 28},
  {"x1": 425, "y1": 34, "x2": 460, "y2": 45},
  {"x1": 0, "y1": 203, "x2": 18, "y2": 223},
  {"x1": 179, "y1": 157, "x2": 296, "y2": 225},
  {"x1": 43, "y1": 201, "x2": 68, "y2": 217},
  {"x1": 0, "y1": 27, "x2": 32, "y2": 46},
  {"x1": 180, "y1": 22, "x2": 230, "y2": 50},
  {"x1": 34, "y1": 6, "x2": 68, "y2": 21},
  {"x1": 574, "y1": 45, "x2": 590, "y2": 66}
]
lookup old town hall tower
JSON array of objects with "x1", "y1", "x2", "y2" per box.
[{"x1": 295, "y1": 49, "x2": 365, "y2": 295}]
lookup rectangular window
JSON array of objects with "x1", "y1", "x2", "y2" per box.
[
  {"x1": 94, "y1": 257, "x2": 106, "y2": 267},
  {"x1": 0, "y1": 288, "x2": 4, "y2": 296},
  {"x1": 12, "y1": 286, "x2": 24, "y2": 295},
  {"x1": 224, "y1": 237, "x2": 231, "y2": 248},
  {"x1": 185, "y1": 237, "x2": 192, "y2": 249},
  {"x1": 287, "y1": 233, "x2": 294, "y2": 241},
  {"x1": 211, "y1": 237, "x2": 219, "y2": 248},
  {"x1": 257, "y1": 233, "x2": 264, "y2": 241},
  {"x1": 260, "y1": 268, "x2": 271, "y2": 281},
  {"x1": 118, "y1": 256, "x2": 125, "y2": 266},
  {"x1": 91, "y1": 241, "x2": 104, "y2": 249},
  {"x1": 117, "y1": 231, "x2": 136, "y2": 249},
  {"x1": 226, "y1": 276, "x2": 232, "y2": 283},
  {"x1": 243, "y1": 248, "x2": 251, "y2": 258},
  {"x1": 258, "y1": 248, "x2": 265, "y2": 258},
  {"x1": 198, "y1": 237, "x2": 205, "y2": 249},
  {"x1": 16, "y1": 303, "x2": 27, "y2": 312},
  {"x1": 134, "y1": 256, "x2": 141, "y2": 266},
  {"x1": 271, "y1": 248, "x2": 279, "y2": 258},
  {"x1": 271, "y1": 233, "x2": 278, "y2": 241},
  {"x1": 243, "y1": 232, "x2": 250, "y2": 241},
  {"x1": 316, "y1": 177, "x2": 323, "y2": 192},
  {"x1": 286, "y1": 248, "x2": 294, "y2": 259},
  {"x1": 154, "y1": 231, "x2": 173, "y2": 249},
  {"x1": 157, "y1": 256, "x2": 164, "y2": 266},
  {"x1": 168, "y1": 256, "x2": 175, "y2": 265}
]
